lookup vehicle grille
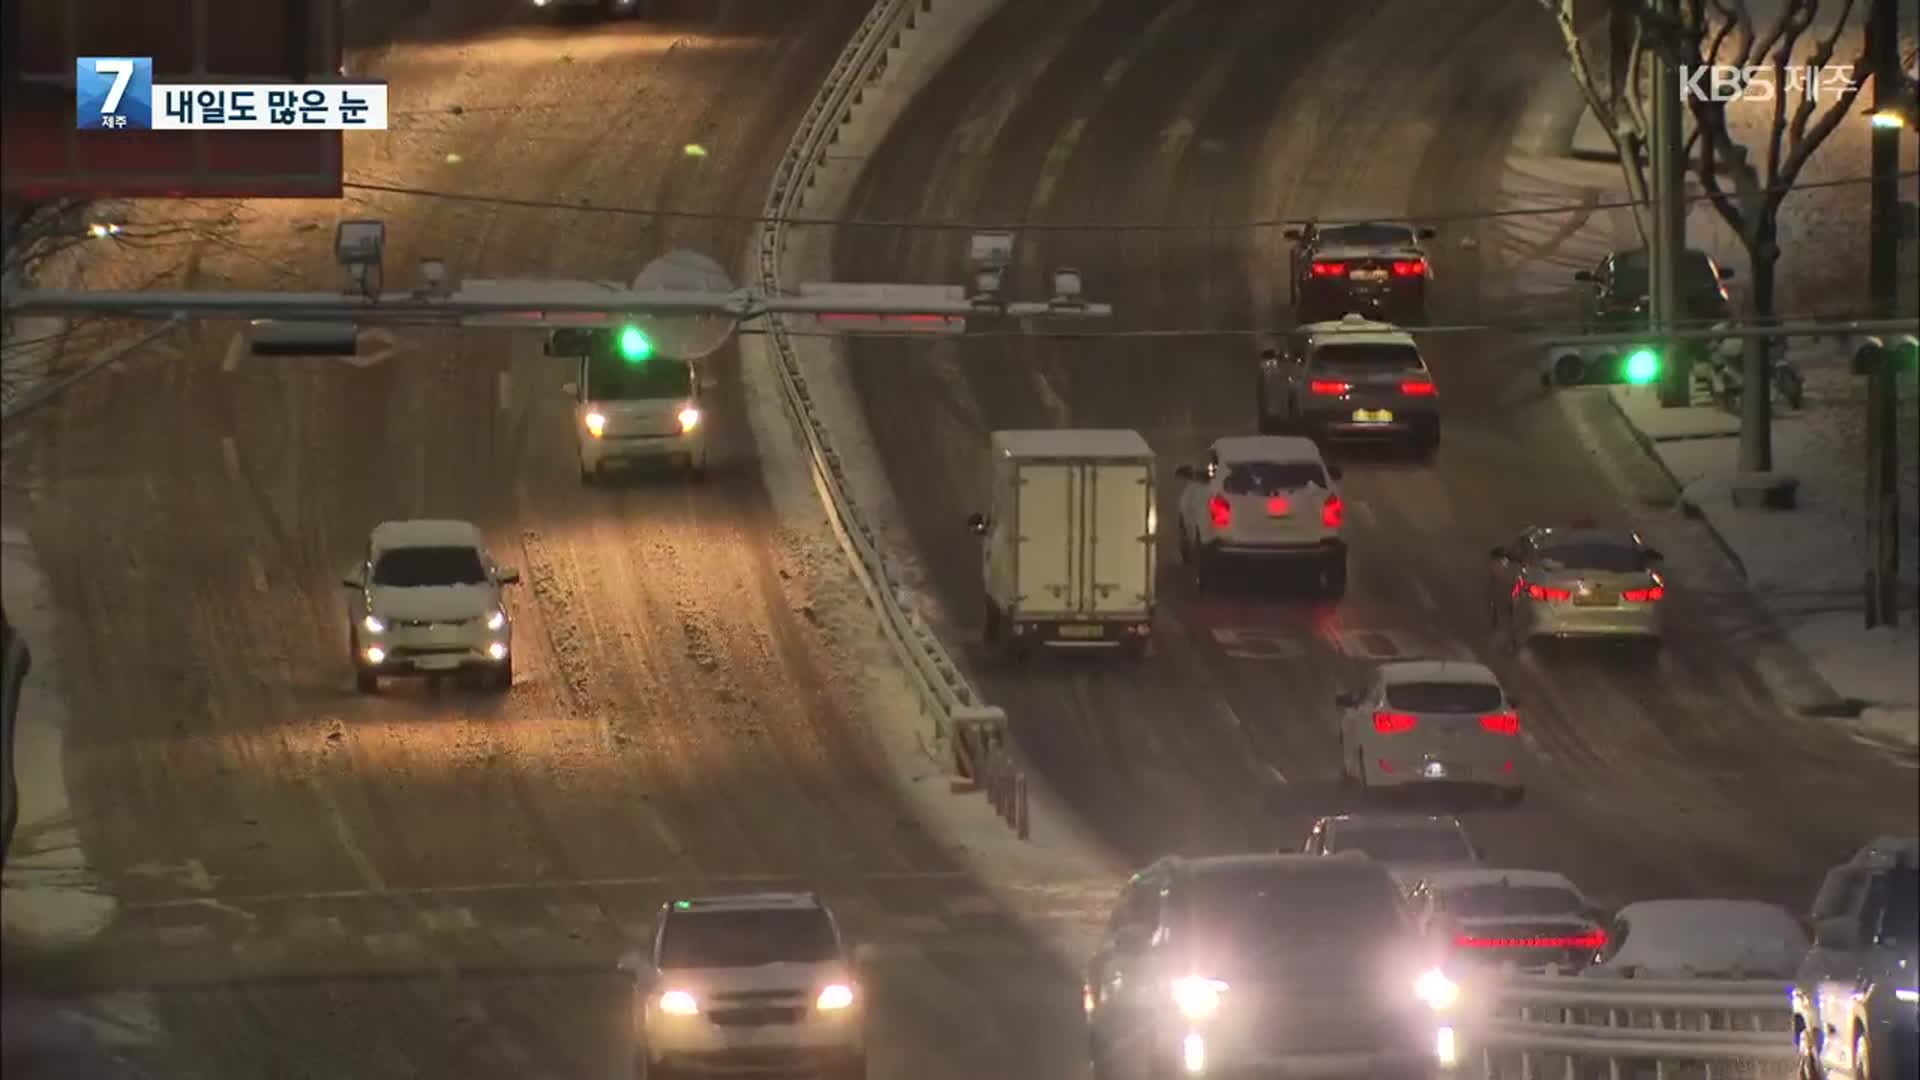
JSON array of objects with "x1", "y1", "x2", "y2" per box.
[
  {"x1": 390, "y1": 646, "x2": 469, "y2": 658},
  {"x1": 707, "y1": 1006, "x2": 804, "y2": 1027},
  {"x1": 391, "y1": 618, "x2": 471, "y2": 629}
]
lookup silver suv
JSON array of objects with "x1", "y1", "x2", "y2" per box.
[{"x1": 1793, "y1": 837, "x2": 1919, "y2": 1080}]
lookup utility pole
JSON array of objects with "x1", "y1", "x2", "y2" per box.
[
  {"x1": 1650, "y1": 0, "x2": 1690, "y2": 408},
  {"x1": 1864, "y1": 0, "x2": 1901, "y2": 628}
]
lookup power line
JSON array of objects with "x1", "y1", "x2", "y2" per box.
[{"x1": 341, "y1": 168, "x2": 1919, "y2": 232}]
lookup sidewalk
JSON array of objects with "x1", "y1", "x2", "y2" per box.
[{"x1": 1607, "y1": 368, "x2": 1920, "y2": 750}]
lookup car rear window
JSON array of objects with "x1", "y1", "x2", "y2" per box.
[
  {"x1": 1319, "y1": 223, "x2": 1417, "y2": 248},
  {"x1": 1385, "y1": 681, "x2": 1503, "y2": 713},
  {"x1": 1440, "y1": 884, "x2": 1585, "y2": 918},
  {"x1": 1536, "y1": 541, "x2": 1647, "y2": 572},
  {"x1": 1333, "y1": 827, "x2": 1474, "y2": 864},
  {"x1": 658, "y1": 909, "x2": 841, "y2": 969},
  {"x1": 372, "y1": 546, "x2": 487, "y2": 587},
  {"x1": 1222, "y1": 462, "x2": 1327, "y2": 494},
  {"x1": 1312, "y1": 343, "x2": 1422, "y2": 373},
  {"x1": 1183, "y1": 864, "x2": 1408, "y2": 944}
]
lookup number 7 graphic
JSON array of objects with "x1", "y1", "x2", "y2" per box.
[{"x1": 94, "y1": 59, "x2": 135, "y2": 113}]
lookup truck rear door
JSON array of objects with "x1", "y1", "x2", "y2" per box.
[
  {"x1": 1084, "y1": 461, "x2": 1153, "y2": 615},
  {"x1": 1015, "y1": 462, "x2": 1077, "y2": 617}
]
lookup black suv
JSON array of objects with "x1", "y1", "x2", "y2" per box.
[
  {"x1": 1285, "y1": 219, "x2": 1436, "y2": 325},
  {"x1": 1085, "y1": 854, "x2": 1450, "y2": 1079},
  {"x1": 1574, "y1": 247, "x2": 1734, "y2": 330}
]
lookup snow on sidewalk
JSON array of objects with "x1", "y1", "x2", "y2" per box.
[{"x1": 1606, "y1": 362, "x2": 1920, "y2": 749}]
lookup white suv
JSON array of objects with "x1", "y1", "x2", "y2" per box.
[
  {"x1": 341, "y1": 520, "x2": 519, "y2": 694},
  {"x1": 1175, "y1": 435, "x2": 1347, "y2": 597},
  {"x1": 627, "y1": 892, "x2": 868, "y2": 1079}
]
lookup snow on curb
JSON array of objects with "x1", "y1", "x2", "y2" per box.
[
  {"x1": 1602, "y1": 378, "x2": 1920, "y2": 749},
  {"x1": 737, "y1": 0, "x2": 1127, "y2": 970}
]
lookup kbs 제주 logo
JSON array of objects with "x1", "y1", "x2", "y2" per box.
[{"x1": 76, "y1": 56, "x2": 155, "y2": 130}]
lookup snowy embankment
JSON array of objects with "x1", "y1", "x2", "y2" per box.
[{"x1": 1492, "y1": 60, "x2": 1920, "y2": 750}]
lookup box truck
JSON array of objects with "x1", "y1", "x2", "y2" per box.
[{"x1": 965, "y1": 430, "x2": 1157, "y2": 658}]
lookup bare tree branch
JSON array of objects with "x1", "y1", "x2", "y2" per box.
[
  {"x1": 1537, "y1": 0, "x2": 1656, "y2": 244},
  {"x1": 1779, "y1": 0, "x2": 1869, "y2": 183}
]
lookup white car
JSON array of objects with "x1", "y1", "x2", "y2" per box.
[
  {"x1": 1589, "y1": 899, "x2": 1808, "y2": 980},
  {"x1": 627, "y1": 892, "x2": 868, "y2": 1079},
  {"x1": 341, "y1": 520, "x2": 520, "y2": 694},
  {"x1": 1336, "y1": 660, "x2": 1527, "y2": 804},
  {"x1": 558, "y1": 335, "x2": 710, "y2": 483},
  {"x1": 1174, "y1": 435, "x2": 1347, "y2": 597}
]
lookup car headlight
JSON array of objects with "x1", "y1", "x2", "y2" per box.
[
  {"x1": 657, "y1": 990, "x2": 698, "y2": 1016},
  {"x1": 1897, "y1": 987, "x2": 1918, "y2": 1004},
  {"x1": 1416, "y1": 968, "x2": 1460, "y2": 1010},
  {"x1": 1171, "y1": 975, "x2": 1228, "y2": 1020},
  {"x1": 486, "y1": 608, "x2": 506, "y2": 631},
  {"x1": 677, "y1": 405, "x2": 701, "y2": 433},
  {"x1": 816, "y1": 983, "x2": 855, "y2": 1011},
  {"x1": 362, "y1": 614, "x2": 386, "y2": 634},
  {"x1": 584, "y1": 410, "x2": 607, "y2": 438}
]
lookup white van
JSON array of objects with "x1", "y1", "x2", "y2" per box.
[{"x1": 551, "y1": 330, "x2": 709, "y2": 483}]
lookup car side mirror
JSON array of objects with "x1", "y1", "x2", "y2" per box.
[
  {"x1": 1417, "y1": 227, "x2": 1436, "y2": 240},
  {"x1": 497, "y1": 569, "x2": 521, "y2": 585},
  {"x1": 1642, "y1": 549, "x2": 1664, "y2": 562},
  {"x1": 1488, "y1": 546, "x2": 1509, "y2": 561},
  {"x1": 1283, "y1": 228, "x2": 1303, "y2": 241},
  {"x1": 1573, "y1": 270, "x2": 1595, "y2": 283},
  {"x1": 1813, "y1": 917, "x2": 1859, "y2": 949},
  {"x1": 1334, "y1": 692, "x2": 1358, "y2": 708},
  {"x1": 1717, "y1": 267, "x2": 1735, "y2": 280},
  {"x1": 561, "y1": 381, "x2": 578, "y2": 396},
  {"x1": 1173, "y1": 465, "x2": 1195, "y2": 481},
  {"x1": 966, "y1": 512, "x2": 988, "y2": 536}
]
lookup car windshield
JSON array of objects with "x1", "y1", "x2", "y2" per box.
[
  {"x1": 584, "y1": 354, "x2": 694, "y2": 401},
  {"x1": 1536, "y1": 540, "x2": 1647, "y2": 573},
  {"x1": 1320, "y1": 223, "x2": 1416, "y2": 248},
  {"x1": 1611, "y1": 252, "x2": 1721, "y2": 298},
  {"x1": 1439, "y1": 884, "x2": 1585, "y2": 918},
  {"x1": 658, "y1": 909, "x2": 841, "y2": 969},
  {"x1": 372, "y1": 546, "x2": 488, "y2": 587},
  {"x1": 1385, "y1": 681, "x2": 1503, "y2": 713},
  {"x1": 1222, "y1": 462, "x2": 1327, "y2": 494},
  {"x1": 1333, "y1": 827, "x2": 1474, "y2": 864},
  {"x1": 1313, "y1": 343, "x2": 1422, "y2": 373},
  {"x1": 1884, "y1": 868, "x2": 1919, "y2": 942},
  {"x1": 1184, "y1": 866, "x2": 1408, "y2": 949}
]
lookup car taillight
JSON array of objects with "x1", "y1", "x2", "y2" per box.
[
  {"x1": 1311, "y1": 261, "x2": 1347, "y2": 277},
  {"x1": 1208, "y1": 495, "x2": 1231, "y2": 529},
  {"x1": 1515, "y1": 580, "x2": 1571, "y2": 602},
  {"x1": 1373, "y1": 711, "x2": 1417, "y2": 734},
  {"x1": 1454, "y1": 930, "x2": 1606, "y2": 951},
  {"x1": 1622, "y1": 585, "x2": 1665, "y2": 602},
  {"x1": 1309, "y1": 379, "x2": 1350, "y2": 396},
  {"x1": 1321, "y1": 494, "x2": 1343, "y2": 528},
  {"x1": 1391, "y1": 259, "x2": 1426, "y2": 277},
  {"x1": 1400, "y1": 380, "x2": 1437, "y2": 396},
  {"x1": 1266, "y1": 495, "x2": 1290, "y2": 515},
  {"x1": 1479, "y1": 712, "x2": 1520, "y2": 736}
]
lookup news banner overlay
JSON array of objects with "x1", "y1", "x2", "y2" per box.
[
  {"x1": 153, "y1": 84, "x2": 389, "y2": 130},
  {"x1": 76, "y1": 56, "x2": 389, "y2": 132},
  {"x1": 76, "y1": 56, "x2": 153, "y2": 130}
]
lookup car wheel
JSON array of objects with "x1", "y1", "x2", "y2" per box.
[
  {"x1": 1354, "y1": 746, "x2": 1372, "y2": 790},
  {"x1": 1320, "y1": 552, "x2": 1348, "y2": 600},
  {"x1": 1795, "y1": 1023, "x2": 1821, "y2": 1080},
  {"x1": 491, "y1": 657, "x2": 514, "y2": 692},
  {"x1": 1854, "y1": 1031, "x2": 1872, "y2": 1080},
  {"x1": 355, "y1": 668, "x2": 379, "y2": 694}
]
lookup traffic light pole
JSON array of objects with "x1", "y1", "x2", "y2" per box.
[
  {"x1": 1864, "y1": 0, "x2": 1902, "y2": 628},
  {"x1": 1651, "y1": 0, "x2": 1691, "y2": 410}
]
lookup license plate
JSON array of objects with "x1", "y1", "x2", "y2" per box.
[
  {"x1": 1574, "y1": 592, "x2": 1615, "y2": 607},
  {"x1": 1350, "y1": 269, "x2": 1387, "y2": 282},
  {"x1": 1353, "y1": 409, "x2": 1394, "y2": 423},
  {"x1": 1423, "y1": 762, "x2": 1447, "y2": 778},
  {"x1": 1057, "y1": 624, "x2": 1104, "y2": 640},
  {"x1": 418, "y1": 655, "x2": 462, "y2": 670}
]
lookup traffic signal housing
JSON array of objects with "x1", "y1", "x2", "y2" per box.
[{"x1": 1853, "y1": 335, "x2": 1919, "y2": 375}]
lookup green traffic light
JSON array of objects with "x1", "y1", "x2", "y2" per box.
[
  {"x1": 1624, "y1": 348, "x2": 1660, "y2": 386},
  {"x1": 617, "y1": 325, "x2": 653, "y2": 363}
]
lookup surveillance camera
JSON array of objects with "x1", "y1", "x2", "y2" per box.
[
  {"x1": 969, "y1": 231, "x2": 1015, "y2": 272},
  {"x1": 416, "y1": 257, "x2": 448, "y2": 296},
  {"x1": 335, "y1": 219, "x2": 386, "y2": 268},
  {"x1": 973, "y1": 268, "x2": 1004, "y2": 297},
  {"x1": 1051, "y1": 267, "x2": 1084, "y2": 304}
]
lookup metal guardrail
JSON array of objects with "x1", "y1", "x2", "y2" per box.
[
  {"x1": 1469, "y1": 974, "x2": 1798, "y2": 1078},
  {"x1": 754, "y1": 0, "x2": 1027, "y2": 827}
]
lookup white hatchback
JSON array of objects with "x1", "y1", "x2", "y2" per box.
[
  {"x1": 1174, "y1": 435, "x2": 1347, "y2": 597},
  {"x1": 341, "y1": 519, "x2": 519, "y2": 694}
]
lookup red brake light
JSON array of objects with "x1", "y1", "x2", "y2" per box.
[
  {"x1": 1399, "y1": 379, "x2": 1437, "y2": 396},
  {"x1": 1309, "y1": 379, "x2": 1350, "y2": 396},
  {"x1": 1454, "y1": 930, "x2": 1607, "y2": 951},
  {"x1": 1391, "y1": 259, "x2": 1426, "y2": 277},
  {"x1": 1321, "y1": 493, "x2": 1344, "y2": 529},
  {"x1": 1208, "y1": 494, "x2": 1231, "y2": 530},
  {"x1": 1622, "y1": 585, "x2": 1665, "y2": 602},
  {"x1": 1372, "y1": 711, "x2": 1417, "y2": 734},
  {"x1": 1311, "y1": 261, "x2": 1348, "y2": 277},
  {"x1": 1479, "y1": 712, "x2": 1520, "y2": 736},
  {"x1": 1266, "y1": 495, "x2": 1290, "y2": 515},
  {"x1": 1515, "y1": 580, "x2": 1571, "y2": 602}
]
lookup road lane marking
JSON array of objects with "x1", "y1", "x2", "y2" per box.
[
  {"x1": 1030, "y1": 116, "x2": 1087, "y2": 214},
  {"x1": 220, "y1": 436, "x2": 240, "y2": 479},
  {"x1": 496, "y1": 371, "x2": 511, "y2": 411},
  {"x1": 1100, "y1": 0, "x2": 1200, "y2": 86},
  {"x1": 1208, "y1": 626, "x2": 1308, "y2": 661},
  {"x1": 222, "y1": 332, "x2": 243, "y2": 373},
  {"x1": 418, "y1": 907, "x2": 478, "y2": 933}
]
